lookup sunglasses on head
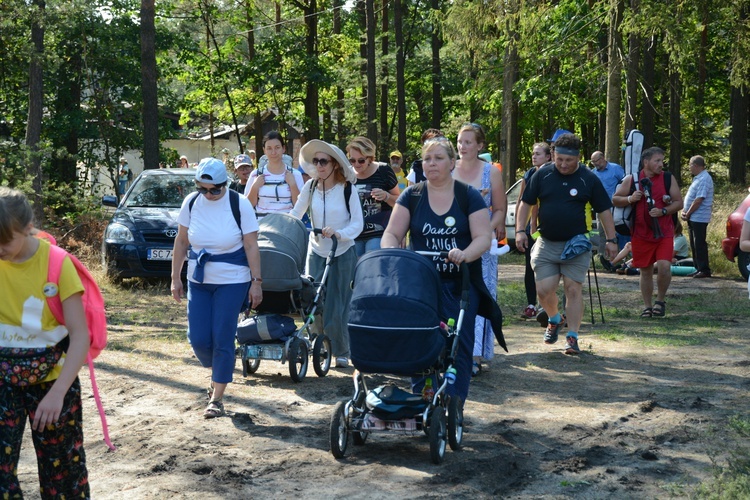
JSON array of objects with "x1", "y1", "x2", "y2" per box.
[
  {"x1": 312, "y1": 158, "x2": 331, "y2": 166},
  {"x1": 195, "y1": 183, "x2": 226, "y2": 195},
  {"x1": 349, "y1": 157, "x2": 367, "y2": 165}
]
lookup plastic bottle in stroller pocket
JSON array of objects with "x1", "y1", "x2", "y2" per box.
[
  {"x1": 422, "y1": 377, "x2": 435, "y2": 402},
  {"x1": 445, "y1": 367, "x2": 457, "y2": 385}
]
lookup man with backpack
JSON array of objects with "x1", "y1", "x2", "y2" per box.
[
  {"x1": 515, "y1": 133, "x2": 618, "y2": 355},
  {"x1": 612, "y1": 147, "x2": 683, "y2": 318}
]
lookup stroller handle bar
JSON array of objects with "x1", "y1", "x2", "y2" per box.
[
  {"x1": 311, "y1": 228, "x2": 338, "y2": 255},
  {"x1": 414, "y1": 250, "x2": 471, "y2": 301},
  {"x1": 415, "y1": 250, "x2": 471, "y2": 362}
]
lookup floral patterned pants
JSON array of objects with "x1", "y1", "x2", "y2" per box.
[{"x1": 0, "y1": 378, "x2": 89, "y2": 499}]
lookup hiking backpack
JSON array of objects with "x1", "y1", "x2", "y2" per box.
[{"x1": 46, "y1": 244, "x2": 115, "y2": 450}]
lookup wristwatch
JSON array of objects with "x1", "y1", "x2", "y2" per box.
[
  {"x1": 605, "y1": 238, "x2": 617, "y2": 244},
  {"x1": 662, "y1": 208, "x2": 668, "y2": 216}
]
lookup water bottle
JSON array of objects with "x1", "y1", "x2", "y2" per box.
[
  {"x1": 445, "y1": 367, "x2": 457, "y2": 385},
  {"x1": 422, "y1": 377, "x2": 435, "y2": 402}
]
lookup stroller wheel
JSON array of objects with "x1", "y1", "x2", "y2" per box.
[
  {"x1": 429, "y1": 408, "x2": 447, "y2": 464},
  {"x1": 447, "y1": 397, "x2": 463, "y2": 451},
  {"x1": 242, "y1": 358, "x2": 260, "y2": 377},
  {"x1": 330, "y1": 401, "x2": 349, "y2": 459},
  {"x1": 312, "y1": 334, "x2": 332, "y2": 377},
  {"x1": 288, "y1": 338, "x2": 309, "y2": 382}
]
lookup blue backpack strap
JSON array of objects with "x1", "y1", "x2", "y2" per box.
[{"x1": 188, "y1": 190, "x2": 241, "y2": 232}]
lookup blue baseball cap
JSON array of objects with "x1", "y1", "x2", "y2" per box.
[
  {"x1": 195, "y1": 158, "x2": 228, "y2": 184},
  {"x1": 234, "y1": 154, "x2": 253, "y2": 168},
  {"x1": 548, "y1": 129, "x2": 573, "y2": 143}
]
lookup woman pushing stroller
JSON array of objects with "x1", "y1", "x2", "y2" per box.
[
  {"x1": 291, "y1": 140, "x2": 364, "y2": 369},
  {"x1": 381, "y1": 136, "x2": 505, "y2": 409}
]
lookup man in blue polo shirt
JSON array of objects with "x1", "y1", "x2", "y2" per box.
[{"x1": 681, "y1": 155, "x2": 714, "y2": 278}]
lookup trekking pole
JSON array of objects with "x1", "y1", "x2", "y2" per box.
[
  {"x1": 591, "y1": 253, "x2": 605, "y2": 323},
  {"x1": 587, "y1": 258, "x2": 595, "y2": 324}
]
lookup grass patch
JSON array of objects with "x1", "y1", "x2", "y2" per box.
[{"x1": 693, "y1": 415, "x2": 750, "y2": 499}]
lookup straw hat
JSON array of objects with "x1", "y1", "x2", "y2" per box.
[{"x1": 298, "y1": 140, "x2": 357, "y2": 183}]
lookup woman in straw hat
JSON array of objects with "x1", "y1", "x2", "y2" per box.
[{"x1": 291, "y1": 140, "x2": 364, "y2": 368}]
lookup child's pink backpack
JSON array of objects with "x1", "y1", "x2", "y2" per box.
[{"x1": 46, "y1": 244, "x2": 115, "y2": 451}]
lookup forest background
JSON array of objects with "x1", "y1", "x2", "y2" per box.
[{"x1": 2, "y1": 0, "x2": 750, "y2": 226}]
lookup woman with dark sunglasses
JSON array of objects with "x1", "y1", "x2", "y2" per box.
[
  {"x1": 346, "y1": 136, "x2": 400, "y2": 257},
  {"x1": 291, "y1": 141, "x2": 364, "y2": 368},
  {"x1": 170, "y1": 158, "x2": 263, "y2": 418}
]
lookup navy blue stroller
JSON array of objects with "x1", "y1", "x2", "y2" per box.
[{"x1": 329, "y1": 248, "x2": 469, "y2": 464}]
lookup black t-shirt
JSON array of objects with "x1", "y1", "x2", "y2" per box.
[
  {"x1": 397, "y1": 184, "x2": 486, "y2": 278},
  {"x1": 355, "y1": 164, "x2": 399, "y2": 241},
  {"x1": 521, "y1": 163, "x2": 611, "y2": 242}
]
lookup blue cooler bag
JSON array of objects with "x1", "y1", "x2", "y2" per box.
[{"x1": 236, "y1": 314, "x2": 296, "y2": 344}]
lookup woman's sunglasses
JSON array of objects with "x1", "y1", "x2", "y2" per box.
[
  {"x1": 195, "y1": 183, "x2": 225, "y2": 195},
  {"x1": 312, "y1": 158, "x2": 331, "y2": 166},
  {"x1": 349, "y1": 157, "x2": 367, "y2": 165}
]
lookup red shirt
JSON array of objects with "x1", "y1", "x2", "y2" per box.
[{"x1": 633, "y1": 171, "x2": 673, "y2": 241}]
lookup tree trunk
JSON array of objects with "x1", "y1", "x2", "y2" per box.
[
  {"x1": 729, "y1": 85, "x2": 748, "y2": 185},
  {"x1": 605, "y1": 0, "x2": 623, "y2": 163},
  {"x1": 26, "y1": 0, "x2": 45, "y2": 226},
  {"x1": 365, "y1": 0, "x2": 377, "y2": 141},
  {"x1": 333, "y1": 0, "x2": 345, "y2": 148},
  {"x1": 394, "y1": 0, "x2": 406, "y2": 153},
  {"x1": 52, "y1": 39, "x2": 81, "y2": 184},
  {"x1": 140, "y1": 0, "x2": 159, "y2": 170},
  {"x1": 304, "y1": 0, "x2": 320, "y2": 140},
  {"x1": 624, "y1": 0, "x2": 640, "y2": 134},
  {"x1": 669, "y1": 68, "x2": 682, "y2": 181},
  {"x1": 641, "y1": 36, "x2": 657, "y2": 147},
  {"x1": 430, "y1": 0, "x2": 442, "y2": 128},
  {"x1": 380, "y1": 0, "x2": 389, "y2": 157},
  {"x1": 500, "y1": 5, "x2": 519, "y2": 187},
  {"x1": 246, "y1": 1, "x2": 260, "y2": 154}
]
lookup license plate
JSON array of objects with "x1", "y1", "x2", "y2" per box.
[{"x1": 147, "y1": 248, "x2": 173, "y2": 260}]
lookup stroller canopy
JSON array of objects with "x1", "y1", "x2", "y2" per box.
[
  {"x1": 257, "y1": 213, "x2": 309, "y2": 291},
  {"x1": 348, "y1": 248, "x2": 445, "y2": 375}
]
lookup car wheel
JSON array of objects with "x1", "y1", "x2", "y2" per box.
[{"x1": 738, "y1": 250, "x2": 750, "y2": 280}]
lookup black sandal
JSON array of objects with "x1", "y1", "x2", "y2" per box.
[
  {"x1": 203, "y1": 400, "x2": 224, "y2": 419},
  {"x1": 640, "y1": 307, "x2": 653, "y2": 318},
  {"x1": 652, "y1": 301, "x2": 666, "y2": 317}
]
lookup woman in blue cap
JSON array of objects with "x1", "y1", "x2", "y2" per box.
[{"x1": 170, "y1": 158, "x2": 263, "y2": 418}]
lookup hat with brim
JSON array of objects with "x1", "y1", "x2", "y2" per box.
[
  {"x1": 195, "y1": 157, "x2": 228, "y2": 185},
  {"x1": 299, "y1": 140, "x2": 357, "y2": 184}
]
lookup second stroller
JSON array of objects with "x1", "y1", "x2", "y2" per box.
[{"x1": 329, "y1": 248, "x2": 469, "y2": 464}]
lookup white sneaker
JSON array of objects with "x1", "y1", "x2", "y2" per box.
[{"x1": 335, "y1": 357, "x2": 349, "y2": 368}]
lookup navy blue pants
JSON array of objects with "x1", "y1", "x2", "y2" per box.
[{"x1": 187, "y1": 281, "x2": 250, "y2": 383}]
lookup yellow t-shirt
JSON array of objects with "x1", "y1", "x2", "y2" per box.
[
  {"x1": 0, "y1": 239, "x2": 84, "y2": 382},
  {"x1": 395, "y1": 170, "x2": 407, "y2": 192}
]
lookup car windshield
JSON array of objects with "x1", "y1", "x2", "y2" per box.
[
  {"x1": 124, "y1": 174, "x2": 197, "y2": 208},
  {"x1": 506, "y1": 179, "x2": 522, "y2": 205}
]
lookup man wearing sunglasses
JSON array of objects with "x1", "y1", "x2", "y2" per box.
[{"x1": 171, "y1": 158, "x2": 263, "y2": 418}]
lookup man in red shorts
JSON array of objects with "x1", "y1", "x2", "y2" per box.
[{"x1": 612, "y1": 147, "x2": 683, "y2": 318}]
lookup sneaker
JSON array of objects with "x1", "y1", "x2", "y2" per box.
[
  {"x1": 521, "y1": 305, "x2": 538, "y2": 320},
  {"x1": 536, "y1": 309, "x2": 548, "y2": 328},
  {"x1": 544, "y1": 320, "x2": 563, "y2": 344},
  {"x1": 599, "y1": 255, "x2": 615, "y2": 272},
  {"x1": 335, "y1": 357, "x2": 349, "y2": 368},
  {"x1": 564, "y1": 336, "x2": 581, "y2": 355}
]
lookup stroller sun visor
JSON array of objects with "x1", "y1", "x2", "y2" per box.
[
  {"x1": 257, "y1": 213, "x2": 309, "y2": 292},
  {"x1": 348, "y1": 249, "x2": 445, "y2": 375}
]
